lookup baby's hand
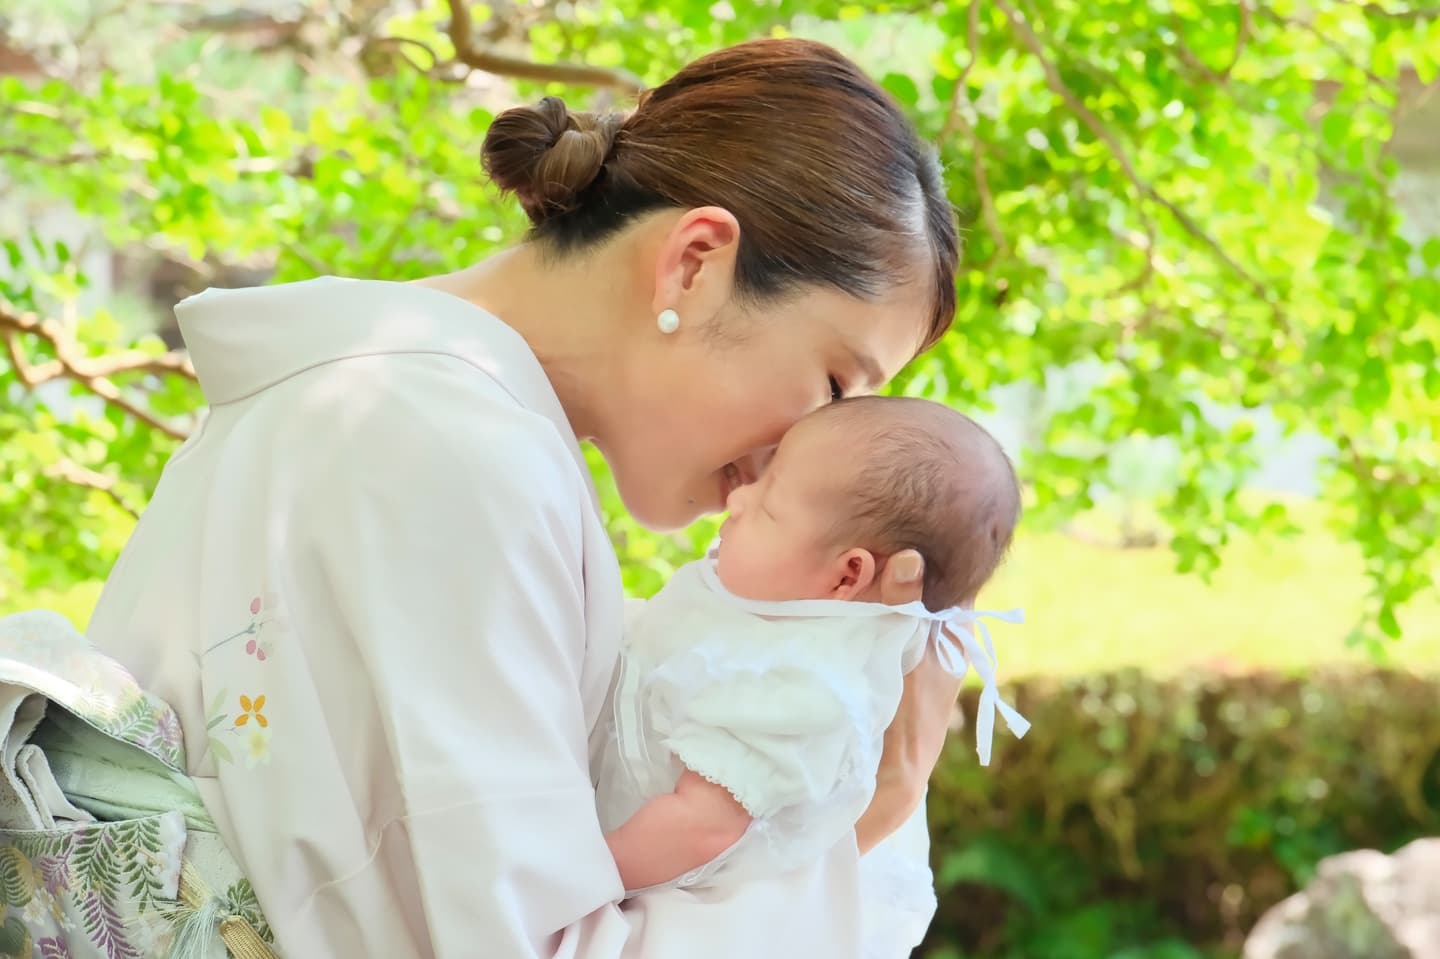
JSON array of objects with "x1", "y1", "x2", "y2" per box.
[{"x1": 605, "y1": 770, "x2": 752, "y2": 890}]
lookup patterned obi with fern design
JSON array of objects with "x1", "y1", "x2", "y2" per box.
[{"x1": 0, "y1": 610, "x2": 277, "y2": 959}]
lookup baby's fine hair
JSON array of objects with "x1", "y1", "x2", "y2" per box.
[{"x1": 809, "y1": 396, "x2": 1020, "y2": 611}]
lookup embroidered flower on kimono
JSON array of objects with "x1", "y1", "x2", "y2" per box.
[
  {"x1": 22, "y1": 887, "x2": 56, "y2": 925},
  {"x1": 239, "y1": 596, "x2": 268, "y2": 661},
  {"x1": 234, "y1": 694, "x2": 268, "y2": 728},
  {"x1": 50, "y1": 892, "x2": 70, "y2": 928},
  {"x1": 254, "y1": 592, "x2": 287, "y2": 627},
  {"x1": 244, "y1": 727, "x2": 273, "y2": 768}
]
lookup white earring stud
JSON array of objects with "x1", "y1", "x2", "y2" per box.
[{"x1": 657, "y1": 309, "x2": 680, "y2": 334}]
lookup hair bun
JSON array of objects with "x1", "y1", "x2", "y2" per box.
[{"x1": 482, "y1": 96, "x2": 622, "y2": 225}]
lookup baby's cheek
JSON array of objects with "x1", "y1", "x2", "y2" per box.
[
  {"x1": 715, "y1": 538, "x2": 758, "y2": 593},
  {"x1": 718, "y1": 542, "x2": 788, "y2": 601}
]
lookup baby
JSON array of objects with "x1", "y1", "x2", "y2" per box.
[{"x1": 592, "y1": 395, "x2": 1030, "y2": 895}]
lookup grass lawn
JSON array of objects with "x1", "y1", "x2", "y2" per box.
[
  {"x1": 6, "y1": 507, "x2": 1438, "y2": 679},
  {"x1": 984, "y1": 514, "x2": 1440, "y2": 679}
]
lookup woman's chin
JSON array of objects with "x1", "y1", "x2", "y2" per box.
[{"x1": 616, "y1": 486, "x2": 712, "y2": 533}]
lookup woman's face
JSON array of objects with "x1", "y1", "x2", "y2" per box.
[{"x1": 600, "y1": 282, "x2": 932, "y2": 531}]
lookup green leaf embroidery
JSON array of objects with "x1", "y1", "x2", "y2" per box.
[
  {"x1": 221, "y1": 878, "x2": 274, "y2": 943},
  {"x1": 0, "y1": 846, "x2": 36, "y2": 908},
  {"x1": 209, "y1": 736, "x2": 234, "y2": 765}
]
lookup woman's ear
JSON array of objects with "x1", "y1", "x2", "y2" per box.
[
  {"x1": 828, "y1": 548, "x2": 878, "y2": 601},
  {"x1": 651, "y1": 206, "x2": 740, "y2": 323}
]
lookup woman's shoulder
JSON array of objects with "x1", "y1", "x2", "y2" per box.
[
  {"x1": 178, "y1": 277, "x2": 591, "y2": 508},
  {"x1": 289, "y1": 352, "x2": 584, "y2": 507},
  {"x1": 178, "y1": 276, "x2": 569, "y2": 432}
]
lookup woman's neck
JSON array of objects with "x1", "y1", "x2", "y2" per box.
[{"x1": 418, "y1": 243, "x2": 635, "y2": 442}]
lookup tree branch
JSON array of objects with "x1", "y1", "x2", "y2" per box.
[
  {"x1": 1172, "y1": 0, "x2": 1251, "y2": 83},
  {"x1": 363, "y1": 35, "x2": 445, "y2": 77},
  {"x1": 443, "y1": 0, "x2": 644, "y2": 93},
  {"x1": 1338, "y1": 432, "x2": 1424, "y2": 490},
  {"x1": 1260, "y1": 7, "x2": 1388, "y2": 86},
  {"x1": 3, "y1": 329, "x2": 39, "y2": 387},
  {"x1": 0, "y1": 302, "x2": 196, "y2": 383},
  {"x1": 1111, "y1": 228, "x2": 1160, "y2": 295},
  {"x1": 182, "y1": 10, "x2": 307, "y2": 41},
  {"x1": 0, "y1": 298, "x2": 194, "y2": 441},
  {"x1": 995, "y1": 0, "x2": 1275, "y2": 309},
  {"x1": 23, "y1": 348, "x2": 196, "y2": 384},
  {"x1": 43, "y1": 459, "x2": 142, "y2": 519},
  {"x1": 1333, "y1": 0, "x2": 1437, "y2": 23},
  {"x1": 1233, "y1": 0, "x2": 1254, "y2": 76},
  {"x1": 0, "y1": 146, "x2": 104, "y2": 166},
  {"x1": 281, "y1": 242, "x2": 330, "y2": 278},
  {"x1": 941, "y1": 1, "x2": 1007, "y2": 260}
]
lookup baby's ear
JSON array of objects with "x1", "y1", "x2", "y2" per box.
[{"x1": 828, "y1": 548, "x2": 878, "y2": 601}]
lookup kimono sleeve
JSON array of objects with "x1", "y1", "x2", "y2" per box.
[
  {"x1": 265, "y1": 365, "x2": 625, "y2": 956},
  {"x1": 216, "y1": 355, "x2": 868, "y2": 959}
]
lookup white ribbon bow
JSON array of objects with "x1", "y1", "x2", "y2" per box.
[{"x1": 929, "y1": 607, "x2": 1030, "y2": 767}]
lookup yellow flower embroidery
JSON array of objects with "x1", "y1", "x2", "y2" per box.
[
  {"x1": 234, "y1": 694, "x2": 268, "y2": 728},
  {"x1": 244, "y1": 727, "x2": 273, "y2": 768}
]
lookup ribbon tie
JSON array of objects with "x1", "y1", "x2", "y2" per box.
[{"x1": 930, "y1": 607, "x2": 1030, "y2": 767}]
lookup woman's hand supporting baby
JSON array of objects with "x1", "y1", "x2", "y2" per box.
[
  {"x1": 856, "y1": 550, "x2": 959, "y2": 854},
  {"x1": 606, "y1": 769, "x2": 753, "y2": 891}
]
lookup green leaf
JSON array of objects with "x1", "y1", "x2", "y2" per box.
[
  {"x1": 936, "y1": 834, "x2": 1051, "y2": 913},
  {"x1": 1414, "y1": 21, "x2": 1439, "y2": 84},
  {"x1": 1421, "y1": 238, "x2": 1440, "y2": 271},
  {"x1": 1353, "y1": 356, "x2": 1391, "y2": 412},
  {"x1": 260, "y1": 105, "x2": 292, "y2": 139},
  {"x1": 1320, "y1": 110, "x2": 1349, "y2": 154},
  {"x1": 880, "y1": 72, "x2": 920, "y2": 109}
]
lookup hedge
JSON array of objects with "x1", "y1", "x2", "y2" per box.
[{"x1": 921, "y1": 668, "x2": 1440, "y2": 959}]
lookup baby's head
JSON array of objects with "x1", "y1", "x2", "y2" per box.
[{"x1": 715, "y1": 396, "x2": 1019, "y2": 611}]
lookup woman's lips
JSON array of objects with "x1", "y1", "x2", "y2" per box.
[{"x1": 720, "y1": 462, "x2": 742, "y2": 505}]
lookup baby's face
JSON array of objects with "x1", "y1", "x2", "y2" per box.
[{"x1": 715, "y1": 417, "x2": 866, "y2": 602}]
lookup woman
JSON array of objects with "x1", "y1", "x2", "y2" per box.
[{"x1": 88, "y1": 37, "x2": 963, "y2": 957}]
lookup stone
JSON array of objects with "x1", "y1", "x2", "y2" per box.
[{"x1": 1244, "y1": 838, "x2": 1440, "y2": 959}]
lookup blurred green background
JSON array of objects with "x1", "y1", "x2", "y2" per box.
[{"x1": 2, "y1": 1, "x2": 1438, "y2": 956}]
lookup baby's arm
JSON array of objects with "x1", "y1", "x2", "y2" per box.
[{"x1": 605, "y1": 769, "x2": 752, "y2": 890}]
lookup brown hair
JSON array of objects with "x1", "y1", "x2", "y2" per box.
[
  {"x1": 481, "y1": 38, "x2": 959, "y2": 349},
  {"x1": 810, "y1": 396, "x2": 1020, "y2": 611}
]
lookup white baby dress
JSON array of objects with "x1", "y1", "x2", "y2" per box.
[{"x1": 591, "y1": 555, "x2": 1029, "y2": 898}]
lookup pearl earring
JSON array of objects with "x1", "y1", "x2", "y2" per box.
[{"x1": 657, "y1": 309, "x2": 680, "y2": 334}]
